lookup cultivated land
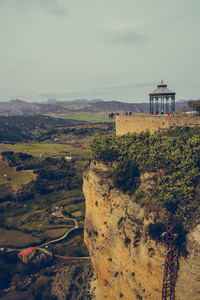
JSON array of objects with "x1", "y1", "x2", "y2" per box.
[
  {"x1": 60, "y1": 112, "x2": 113, "y2": 123},
  {"x1": 0, "y1": 143, "x2": 90, "y2": 158},
  {"x1": 0, "y1": 156, "x2": 15, "y2": 184},
  {"x1": 0, "y1": 115, "x2": 115, "y2": 298}
]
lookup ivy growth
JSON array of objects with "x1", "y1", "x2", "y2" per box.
[{"x1": 91, "y1": 128, "x2": 200, "y2": 222}]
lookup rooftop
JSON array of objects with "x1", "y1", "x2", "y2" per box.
[
  {"x1": 18, "y1": 247, "x2": 36, "y2": 257},
  {"x1": 149, "y1": 80, "x2": 175, "y2": 96}
]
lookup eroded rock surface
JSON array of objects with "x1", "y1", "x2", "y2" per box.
[
  {"x1": 51, "y1": 260, "x2": 101, "y2": 300},
  {"x1": 83, "y1": 161, "x2": 200, "y2": 300},
  {"x1": 175, "y1": 224, "x2": 200, "y2": 300}
]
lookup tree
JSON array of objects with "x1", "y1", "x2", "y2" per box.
[
  {"x1": 187, "y1": 100, "x2": 200, "y2": 115},
  {"x1": 112, "y1": 159, "x2": 140, "y2": 193}
]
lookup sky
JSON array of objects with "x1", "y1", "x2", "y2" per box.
[{"x1": 0, "y1": 0, "x2": 200, "y2": 103}]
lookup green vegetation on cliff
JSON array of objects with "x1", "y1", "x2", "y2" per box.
[{"x1": 91, "y1": 128, "x2": 200, "y2": 225}]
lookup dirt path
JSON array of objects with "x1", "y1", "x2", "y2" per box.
[
  {"x1": 4, "y1": 214, "x2": 90, "y2": 260},
  {"x1": 39, "y1": 225, "x2": 79, "y2": 247},
  {"x1": 63, "y1": 215, "x2": 78, "y2": 227}
]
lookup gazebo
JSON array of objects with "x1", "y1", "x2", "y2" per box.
[{"x1": 149, "y1": 80, "x2": 176, "y2": 115}]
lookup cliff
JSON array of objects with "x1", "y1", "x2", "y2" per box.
[{"x1": 83, "y1": 161, "x2": 200, "y2": 300}]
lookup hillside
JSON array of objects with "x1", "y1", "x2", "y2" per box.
[
  {"x1": 0, "y1": 99, "x2": 192, "y2": 116},
  {"x1": 0, "y1": 116, "x2": 115, "y2": 299}
]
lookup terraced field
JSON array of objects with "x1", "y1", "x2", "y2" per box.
[
  {"x1": 0, "y1": 143, "x2": 90, "y2": 158},
  {"x1": 0, "y1": 156, "x2": 16, "y2": 184}
]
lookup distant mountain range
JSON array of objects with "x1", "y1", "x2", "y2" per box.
[{"x1": 0, "y1": 99, "x2": 192, "y2": 116}]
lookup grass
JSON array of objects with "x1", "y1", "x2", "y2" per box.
[
  {"x1": 0, "y1": 228, "x2": 41, "y2": 247},
  {"x1": 0, "y1": 135, "x2": 90, "y2": 298},
  {"x1": 0, "y1": 143, "x2": 89, "y2": 157},
  {"x1": 54, "y1": 233, "x2": 89, "y2": 257},
  {"x1": 3, "y1": 187, "x2": 86, "y2": 240},
  {"x1": 0, "y1": 160, "x2": 37, "y2": 190},
  {"x1": 0, "y1": 156, "x2": 16, "y2": 184},
  {"x1": 0, "y1": 142, "x2": 87, "y2": 245},
  {"x1": 43, "y1": 228, "x2": 68, "y2": 239},
  {"x1": 71, "y1": 211, "x2": 82, "y2": 217},
  {"x1": 60, "y1": 112, "x2": 113, "y2": 123},
  {"x1": 50, "y1": 189, "x2": 85, "y2": 207},
  {"x1": 10, "y1": 170, "x2": 37, "y2": 191}
]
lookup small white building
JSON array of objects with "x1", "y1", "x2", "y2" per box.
[
  {"x1": 53, "y1": 211, "x2": 62, "y2": 218},
  {"x1": 65, "y1": 156, "x2": 72, "y2": 161}
]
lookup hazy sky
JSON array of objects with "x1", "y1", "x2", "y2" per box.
[{"x1": 0, "y1": 0, "x2": 200, "y2": 103}]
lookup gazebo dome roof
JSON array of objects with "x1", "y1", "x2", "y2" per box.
[{"x1": 149, "y1": 80, "x2": 175, "y2": 96}]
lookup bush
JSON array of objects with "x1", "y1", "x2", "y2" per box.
[
  {"x1": 148, "y1": 222, "x2": 166, "y2": 240},
  {"x1": 135, "y1": 189, "x2": 144, "y2": 200},
  {"x1": 112, "y1": 159, "x2": 140, "y2": 193}
]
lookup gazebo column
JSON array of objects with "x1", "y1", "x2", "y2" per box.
[
  {"x1": 161, "y1": 95, "x2": 164, "y2": 114},
  {"x1": 166, "y1": 96, "x2": 169, "y2": 114},
  {"x1": 150, "y1": 95, "x2": 154, "y2": 115},
  {"x1": 171, "y1": 95, "x2": 175, "y2": 114},
  {"x1": 155, "y1": 97, "x2": 159, "y2": 114}
]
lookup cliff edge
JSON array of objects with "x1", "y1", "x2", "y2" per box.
[{"x1": 83, "y1": 161, "x2": 200, "y2": 300}]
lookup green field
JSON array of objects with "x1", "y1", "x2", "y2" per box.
[
  {"x1": 0, "y1": 119, "x2": 104, "y2": 296},
  {"x1": 60, "y1": 112, "x2": 114, "y2": 123},
  {"x1": 10, "y1": 170, "x2": 37, "y2": 190},
  {"x1": 0, "y1": 143, "x2": 90, "y2": 158},
  {"x1": 0, "y1": 156, "x2": 15, "y2": 184}
]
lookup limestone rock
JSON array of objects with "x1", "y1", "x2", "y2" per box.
[{"x1": 83, "y1": 161, "x2": 200, "y2": 300}]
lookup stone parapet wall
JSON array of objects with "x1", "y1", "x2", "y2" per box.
[{"x1": 116, "y1": 114, "x2": 200, "y2": 135}]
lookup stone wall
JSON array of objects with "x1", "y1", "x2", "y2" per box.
[{"x1": 116, "y1": 114, "x2": 200, "y2": 135}]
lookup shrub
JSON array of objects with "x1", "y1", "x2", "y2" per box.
[
  {"x1": 135, "y1": 189, "x2": 144, "y2": 200},
  {"x1": 112, "y1": 159, "x2": 140, "y2": 193},
  {"x1": 148, "y1": 222, "x2": 166, "y2": 240}
]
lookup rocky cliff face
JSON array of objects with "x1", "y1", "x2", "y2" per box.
[
  {"x1": 175, "y1": 224, "x2": 200, "y2": 300},
  {"x1": 83, "y1": 161, "x2": 200, "y2": 300}
]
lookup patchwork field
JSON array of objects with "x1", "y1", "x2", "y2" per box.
[
  {"x1": 0, "y1": 143, "x2": 90, "y2": 158},
  {"x1": 11, "y1": 170, "x2": 37, "y2": 191},
  {"x1": 0, "y1": 156, "x2": 16, "y2": 183},
  {"x1": 0, "y1": 116, "x2": 113, "y2": 297},
  {"x1": 60, "y1": 112, "x2": 113, "y2": 123},
  {"x1": 43, "y1": 228, "x2": 69, "y2": 239},
  {"x1": 0, "y1": 228, "x2": 41, "y2": 247}
]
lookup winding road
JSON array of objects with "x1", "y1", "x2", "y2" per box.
[{"x1": 6, "y1": 215, "x2": 90, "y2": 260}]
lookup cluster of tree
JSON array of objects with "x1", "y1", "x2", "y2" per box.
[
  {"x1": 0, "y1": 115, "x2": 88, "y2": 126},
  {"x1": 1, "y1": 151, "x2": 33, "y2": 167},
  {"x1": 112, "y1": 159, "x2": 140, "y2": 193},
  {"x1": 0, "y1": 152, "x2": 82, "y2": 201},
  {"x1": 0, "y1": 115, "x2": 114, "y2": 143},
  {"x1": 91, "y1": 127, "x2": 200, "y2": 223},
  {"x1": 0, "y1": 115, "x2": 89, "y2": 143},
  {"x1": 62, "y1": 123, "x2": 114, "y2": 137},
  {"x1": 187, "y1": 100, "x2": 200, "y2": 115}
]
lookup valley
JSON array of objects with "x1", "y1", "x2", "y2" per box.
[
  {"x1": 0, "y1": 112, "x2": 200, "y2": 299},
  {"x1": 0, "y1": 115, "x2": 115, "y2": 299}
]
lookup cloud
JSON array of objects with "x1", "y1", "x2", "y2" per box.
[
  {"x1": 111, "y1": 29, "x2": 147, "y2": 46},
  {"x1": 105, "y1": 81, "x2": 155, "y2": 90},
  {"x1": 36, "y1": 91, "x2": 86, "y2": 99},
  {"x1": 38, "y1": 0, "x2": 67, "y2": 16},
  {"x1": 105, "y1": 22, "x2": 147, "y2": 46},
  {"x1": 5, "y1": 0, "x2": 67, "y2": 16}
]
